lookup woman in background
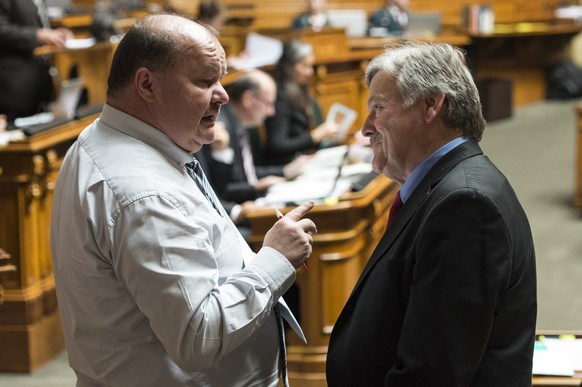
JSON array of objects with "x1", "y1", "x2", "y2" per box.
[{"x1": 264, "y1": 39, "x2": 339, "y2": 165}]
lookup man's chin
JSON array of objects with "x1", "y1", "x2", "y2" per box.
[
  {"x1": 196, "y1": 125, "x2": 217, "y2": 142},
  {"x1": 371, "y1": 154, "x2": 386, "y2": 175}
]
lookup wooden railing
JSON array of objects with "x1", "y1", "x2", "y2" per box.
[{"x1": 78, "y1": 0, "x2": 565, "y2": 31}]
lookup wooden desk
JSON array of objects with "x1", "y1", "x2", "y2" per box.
[
  {"x1": 35, "y1": 42, "x2": 117, "y2": 106},
  {"x1": 336, "y1": 21, "x2": 581, "y2": 110},
  {"x1": 574, "y1": 105, "x2": 582, "y2": 210},
  {"x1": 533, "y1": 377, "x2": 582, "y2": 386},
  {"x1": 310, "y1": 48, "x2": 380, "y2": 140},
  {"x1": 246, "y1": 176, "x2": 398, "y2": 386},
  {"x1": 0, "y1": 115, "x2": 95, "y2": 372},
  {"x1": 347, "y1": 32, "x2": 472, "y2": 51},
  {"x1": 469, "y1": 22, "x2": 582, "y2": 108},
  {"x1": 0, "y1": 247, "x2": 17, "y2": 305}
]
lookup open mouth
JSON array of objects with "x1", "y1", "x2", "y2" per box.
[
  {"x1": 202, "y1": 114, "x2": 217, "y2": 124},
  {"x1": 203, "y1": 106, "x2": 221, "y2": 123}
]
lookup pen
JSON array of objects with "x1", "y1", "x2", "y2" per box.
[
  {"x1": 275, "y1": 208, "x2": 284, "y2": 220},
  {"x1": 276, "y1": 209, "x2": 311, "y2": 270}
]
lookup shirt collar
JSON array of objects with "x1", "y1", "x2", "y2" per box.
[
  {"x1": 400, "y1": 136, "x2": 469, "y2": 202},
  {"x1": 99, "y1": 104, "x2": 194, "y2": 167}
]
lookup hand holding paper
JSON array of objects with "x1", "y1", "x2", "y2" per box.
[{"x1": 326, "y1": 103, "x2": 358, "y2": 142}]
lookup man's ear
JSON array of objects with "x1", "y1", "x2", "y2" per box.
[
  {"x1": 241, "y1": 90, "x2": 254, "y2": 109},
  {"x1": 134, "y1": 67, "x2": 155, "y2": 102},
  {"x1": 424, "y1": 93, "x2": 445, "y2": 125}
]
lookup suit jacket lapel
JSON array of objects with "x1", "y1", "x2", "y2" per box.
[{"x1": 349, "y1": 139, "x2": 484, "y2": 296}]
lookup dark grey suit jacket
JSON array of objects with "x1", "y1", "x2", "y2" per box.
[
  {"x1": 326, "y1": 139, "x2": 537, "y2": 386},
  {"x1": 199, "y1": 105, "x2": 283, "y2": 214},
  {"x1": 0, "y1": 0, "x2": 52, "y2": 120}
]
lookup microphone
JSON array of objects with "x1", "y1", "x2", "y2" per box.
[{"x1": 324, "y1": 145, "x2": 350, "y2": 205}]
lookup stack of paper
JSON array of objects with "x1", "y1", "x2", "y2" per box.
[
  {"x1": 533, "y1": 336, "x2": 582, "y2": 376},
  {"x1": 227, "y1": 33, "x2": 283, "y2": 71},
  {"x1": 257, "y1": 145, "x2": 373, "y2": 206}
]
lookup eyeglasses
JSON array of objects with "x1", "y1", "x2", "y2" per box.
[{"x1": 252, "y1": 93, "x2": 276, "y2": 108}]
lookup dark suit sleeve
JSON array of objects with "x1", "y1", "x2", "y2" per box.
[
  {"x1": 255, "y1": 165, "x2": 284, "y2": 179},
  {"x1": 292, "y1": 14, "x2": 308, "y2": 29},
  {"x1": 194, "y1": 150, "x2": 236, "y2": 215},
  {"x1": 0, "y1": 0, "x2": 41, "y2": 53},
  {"x1": 222, "y1": 181, "x2": 257, "y2": 203},
  {"x1": 200, "y1": 149, "x2": 258, "y2": 205},
  {"x1": 386, "y1": 188, "x2": 512, "y2": 385}
]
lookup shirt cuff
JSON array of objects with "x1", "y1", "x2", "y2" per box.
[
  {"x1": 211, "y1": 148, "x2": 234, "y2": 164},
  {"x1": 250, "y1": 246, "x2": 296, "y2": 299},
  {"x1": 229, "y1": 204, "x2": 242, "y2": 222}
]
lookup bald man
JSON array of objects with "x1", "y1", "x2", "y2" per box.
[
  {"x1": 51, "y1": 14, "x2": 316, "y2": 386},
  {"x1": 198, "y1": 70, "x2": 308, "y2": 224}
]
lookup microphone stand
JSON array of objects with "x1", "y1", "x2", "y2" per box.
[{"x1": 326, "y1": 145, "x2": 350, "y2": 203}]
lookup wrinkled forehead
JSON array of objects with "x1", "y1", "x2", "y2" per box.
[
  {"x1": 151, "y1": 15, "x2": 226, "y2": 68},
  {"x1": 179, "y1": 24, "x2": 227, "y2": 75}
]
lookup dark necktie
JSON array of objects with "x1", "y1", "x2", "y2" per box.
[
  {"x1": 185, "y1": 159, "x2": 223, "y2": 217},
  {"x1": 274, "y1": 305, "x2": 290, "y2": 387},
  {"x1": 187, "y1": 159, "x2": 296, "y2": 386},
  {"x1": 240, "y1": 133, "x2": 258, "y2": 185},
  {"x1": 386, "y1": 190, "x2": 403, "y2": 229}
]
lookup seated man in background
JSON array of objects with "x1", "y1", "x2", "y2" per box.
[
  {"x1": 197, "y1": 70, "x2": 308, "y2": 226},
  {"x1": 198, "y1": 70, "x2": 313, "y2": 323},
  {"x1": 292, "y1": 0, "x2": 329, "y2": 31},
  {"x1": 369, "y1": 0, "x2": 410, "y2": 36}
]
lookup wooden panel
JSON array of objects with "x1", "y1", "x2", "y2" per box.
[
  {"x1": 320, "y1": 230, "x2": 367, "y2": 334},
  {"x1": 470, "y1": 27, "x2": 580, "y2": 107},
  {"x1": 36, "y1": 42, "x2": 117, "y2": 106},
  {"x1": 219, "y1": 0, "x2": 562, "y2": 32},
  {"x1": 70, "y1": 1, "x2": 564, "y2": 31},
  {"x1": 219, "y1": 25, "x2": 248, "y2": 56},
  {"x1": 166, "y1": 0, "x2": 201, "y2": 16},
  {"x1": 476, "y1": 68, "x2": 545, "y2": 108},
  {"x1": 574, "y1": 105, "x2": 582, "y2": 209},
  {"x1": 0, "y1": 309, "x2": 64, "y2": 373},
  {"x1": 0, "y1": 116, "x2": 92, "y2": 371},
  {"x1": 246, "y1": 176, "x2": 397, "y2": 386},
  {"x1": 313, "y1": 66, "x2": 364, "y2": 138}
]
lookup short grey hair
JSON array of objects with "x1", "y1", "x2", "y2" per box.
[{"x1": 365, "y1": 41, "x2": 486, "y2": 141}]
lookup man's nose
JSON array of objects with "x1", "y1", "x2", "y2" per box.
[
  {"x1": 361, "y1": 114, "x2": 375, "y2": 137},
  {"x1": 214, "y1": 83, "x2": 229, "y2": 105}
]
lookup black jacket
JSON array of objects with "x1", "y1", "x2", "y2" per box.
[
  {"x1": 327, "y1": 140, "x2": 537, "y2": 386},
  {"x1": 0, "y1": 0, "x2": 52, "y2": 120},
  {"x1": 199, "y1": 104, "x2": 284, "y2": 214}
]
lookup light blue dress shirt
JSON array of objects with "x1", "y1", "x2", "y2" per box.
[{"x1": 400, "y1": 136, "x2": 469, "y2": 203}]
